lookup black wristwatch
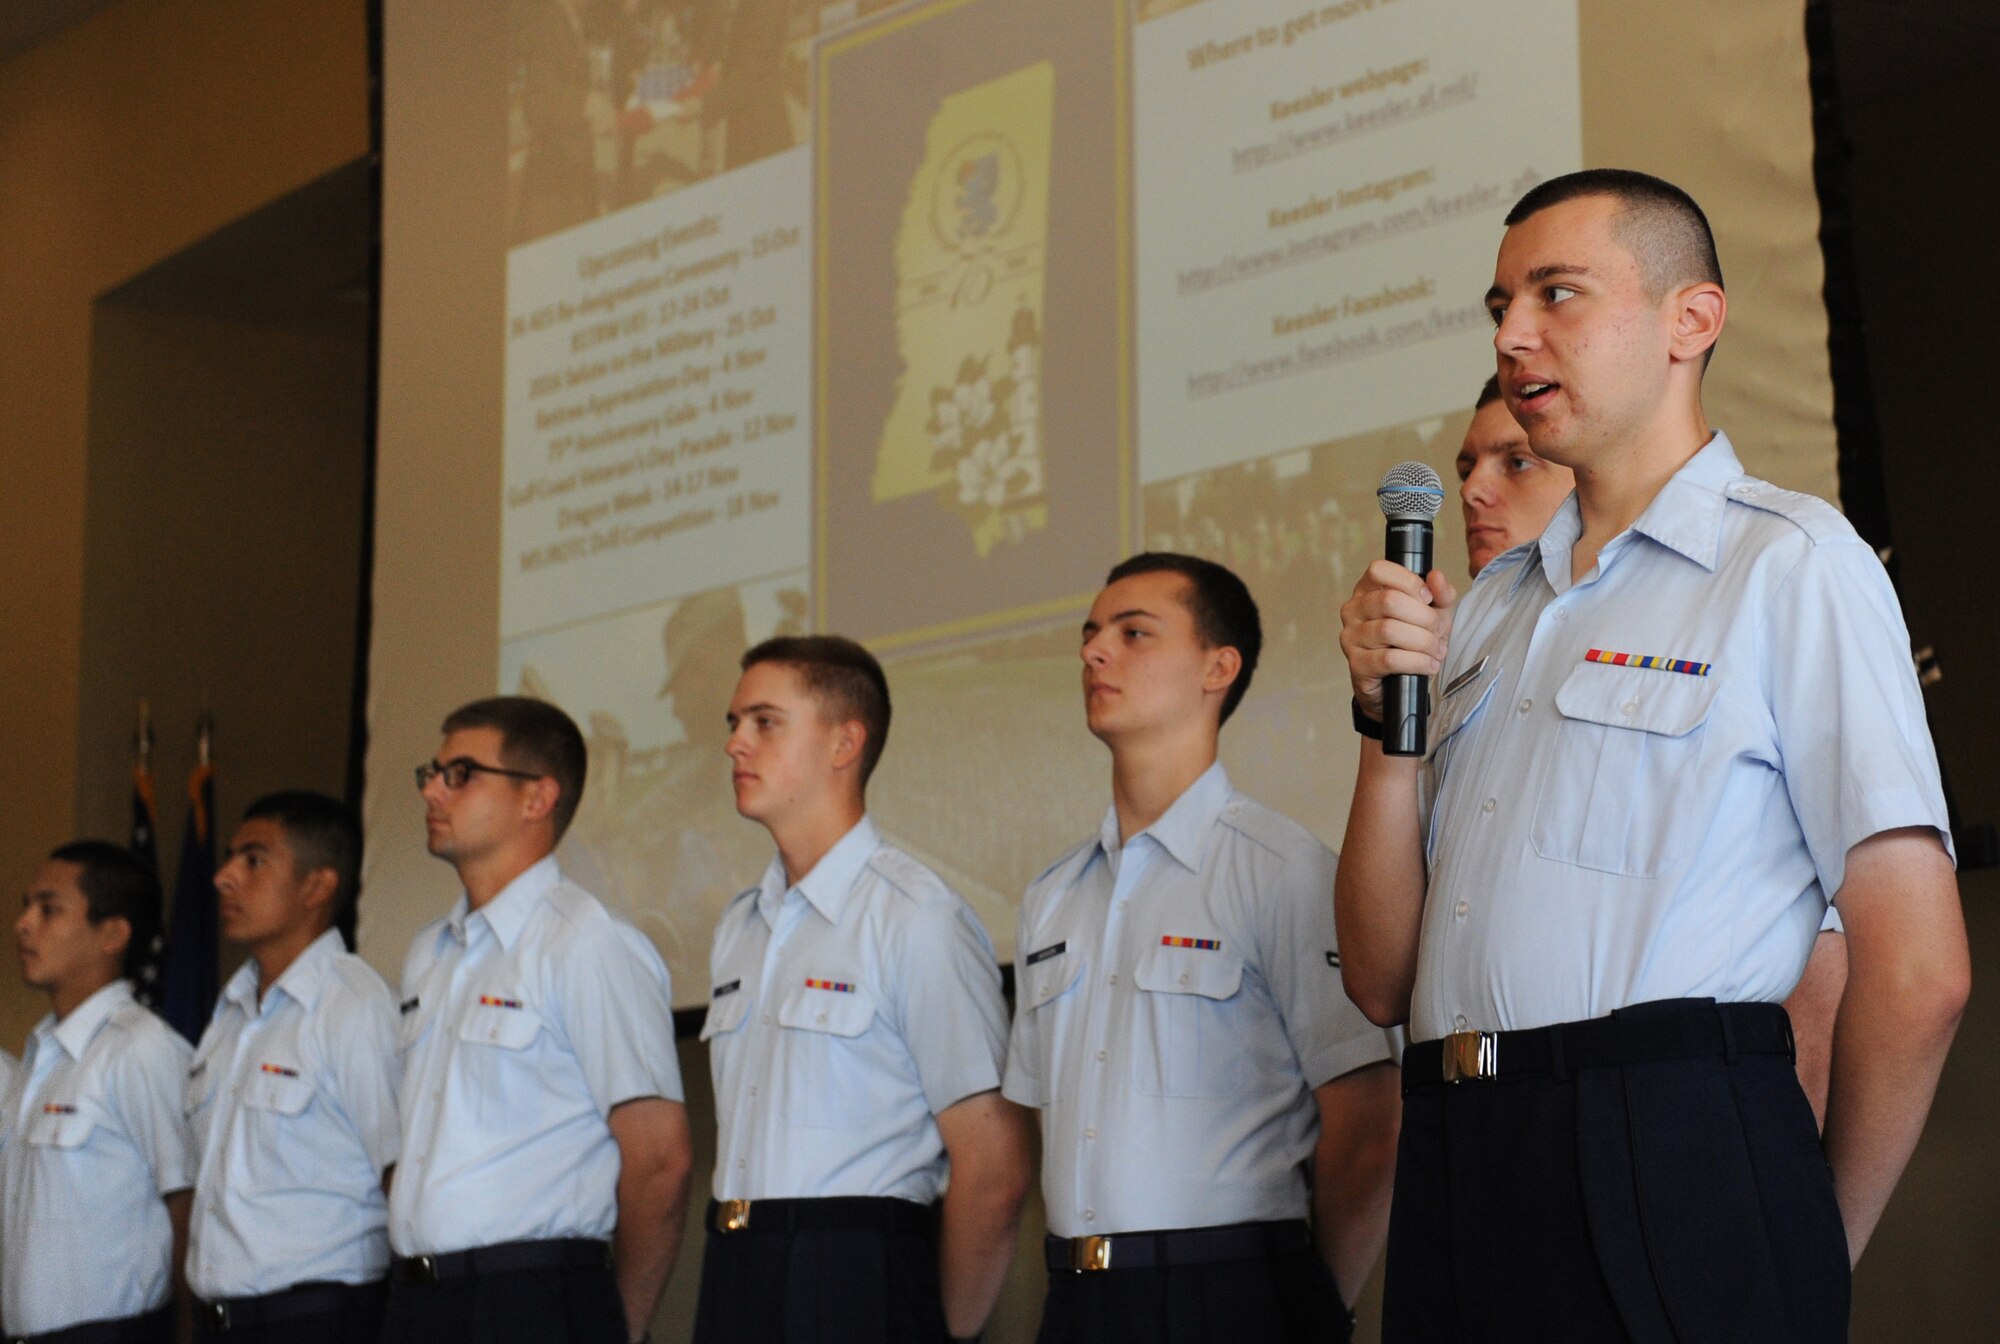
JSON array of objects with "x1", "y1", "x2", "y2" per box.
[{"x1": 1351, "y1": 697, "x2": 1384, "y2": 740}]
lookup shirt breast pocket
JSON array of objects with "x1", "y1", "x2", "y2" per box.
[
  {"x1": 776, "y1": 985, "x2": 877, "y2": 1129},
  {"x1": 237, "y1": 1070, "x2": 319, "y2": 1191},
  {"x1": 19, "y1": 1108, "x2": 101, "y2": 1223},
  {"x1": 1532, "y1": 661, "x2": 1720, "y2": 878},
  {"x1": 1425, "y1": 661, "x2": 1501, "y2": 862},
  {"x1": 1133, "y1": 944, "x2": 1249, "y2": 1098},
  {"x1": 1019, "y1": 941, "x2": 1085, "y2": 1102},
  {"x1": 698, "y1": 987, "x2": 750, "y2": 1043}
]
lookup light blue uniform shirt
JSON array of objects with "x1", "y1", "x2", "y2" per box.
[
  {"x1": 187, "y1": 928, "x2": 401, "y2": 1298},
  {"x1": 391, "y1": 855, "x2": 683, "y2": 1255},
  {"x1": 702, "y1": 815, "x2": 1008, "y2": 1203},
  {"x1": 1414, "y1": 433, "x2": 1951, "y2": 1042},
  {"x1": 1004, "y1": 763, "x2": 1395, "y2": 1237},
  {"x1": 0, "y1": 980, "x2": 194, "y2": 1336}
]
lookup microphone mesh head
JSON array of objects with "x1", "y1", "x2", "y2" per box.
[{"x1": 1377, "y1": 462, "x2": 1445, "y2": 521}]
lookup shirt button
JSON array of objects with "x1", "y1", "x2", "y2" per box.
[
  {"x1": 762, "y1": 1014, "x2": 773, "y2": 1026},
  {"x1": 1454, "y1": 1013, "x2": 1469, "y2": 1030},
  {"x1": 1107, "y1": 974, "x2": 1118, "y2": 986},
  {"x1": 1517, "y1": 698, "x2": 1532, "y2": 714},
  {"x1": 816, "y1": 1012, "x2": 827, "y2": 1024},
  {"x1": 1622, "y1": 701, "x2": 1639, "y2": 715},
  {"x1": 1481, "y1": 798, "x2": 1496, "y2": 814},
  {"x1": 1455, "y1": 900, "x2": 1470, "y2": 919},
  {"x1": 1084, "y1": 1208, "x2": 1096, "y2": 1222},
  {"x1": 1178, "y1": 974, "x2": 1190, "y2": 986},
  {"x1": 1084, "y1": 1127, "x2": 1097, "y2": 1140},
  {"x1": 736, "y1": 1159, "x2": 746, "y2": 1170},
  {"x1": 748, "y1": 1086, "x2": 758, "y2": 1097},
  {"x1": 1096, "y1": 1049, "x2": 1107, "y2": 1063}
]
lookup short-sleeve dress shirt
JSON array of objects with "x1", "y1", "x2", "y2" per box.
[
  {"x1": 1413, "y1": 432, "x2": 1951, "y2": 1041},
  {"x1": 187, "y1": 928, "x2": 401, "y2": 1298},
  {"x1": 391, "y1": 855, "x2": 683, "y2": 1255},
  {"x1": 1003, "y1": 763, "x2": 1395, "y2": 1238},
  {"x1": 0, "y1": 980, "x2": 195, "y2": 1336},
  {"x1": 702, "y1": 815, "x2": 1009, "y2": 1204}
]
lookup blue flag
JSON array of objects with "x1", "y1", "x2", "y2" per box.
[{"x1": 158, "y1": 756, "x2": 218, "y2": 1043}]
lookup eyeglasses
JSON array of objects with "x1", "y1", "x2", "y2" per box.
[{"x1": 413, "y1": 757, "x2": 544, "y2": 791}]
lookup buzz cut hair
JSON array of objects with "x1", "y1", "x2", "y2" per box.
[
  {"x1": 440, "y1": 696, "x2": 589, "y2": 842},
  {"x1": 740, "y1": 635, "x2": 893, "y2": 786},
  {"x1": 1504, "y1": 168, "x2": 1723, "y2": 299},
  {"x1": 1103, "y1": 551, "x2": 1263, "y2": 725},
  {"x1": 1475, "y1": 373, "x2": 1503, "y2": 410}
]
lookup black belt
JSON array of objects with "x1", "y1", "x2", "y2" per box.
[
  {"x1": 1403, "y1": 999, "x2": 1795, "y2": 1090},
  {"x1": 7, "y1": 1305, "x2": 173, "y2": 1344},
  {"x1": 707, "y1": 1196, "x2": 936, "y2": 1238},
  {"x1": 388, "y1": 1237, "x2": 611, "y2": 1285},
  {"x1": 1044, "y1": 1219, "x2": 1311, "y2": 1273},
  {"x1": 196, "y1": 1280, "x2": 384, "y2": 1333}
]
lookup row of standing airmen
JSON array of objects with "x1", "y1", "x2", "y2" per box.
[{"x1": 0, "y1": 169, "x2": 1964, "y2": 1344}]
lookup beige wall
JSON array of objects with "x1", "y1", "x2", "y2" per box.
[{"x1": 0, "y1": 0, "x2": 368, "y2": 1047}]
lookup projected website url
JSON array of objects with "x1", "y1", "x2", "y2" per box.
[
  {"x1": 1184, "y1": 303, "x2": 1489, "y2": 402},
  {"x1": 1176, "y1": 185, "x2": 1506, "y2": 296},
  {"x1": 1231, "y1": 74, "x2": 1478, "y2": 174}
]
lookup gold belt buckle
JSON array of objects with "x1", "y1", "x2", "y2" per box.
[
  {"x1": 717, "y1": 1199, "x2": 752, "y2": 1233},
  {"x1": 1443, "y1": 1029, "x2": 1498, "y2": 1082},
  {"x1": 1069, "y1": 1234, "x2": 1113, "y2": 1271}
]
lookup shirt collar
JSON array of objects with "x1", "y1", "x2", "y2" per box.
[
  {"x1": 755, "y1": 815, "x2": 882, "y2": 927},
  {"x1": 1095, "y1": 760, "x2": 1232, "y2": 874},
  {"x1": 457, "y1": 853, "x2": 561, "y2": 952},
  {"x1": 225, "y1": 926, "x2": 345, "y2": 1015},
  {"x1": 41, "y1": 979, "x2": 135, "y2": 1062},
  {"x1": 1520, "y1": 430, "x2": 1741, "y2": 593}
]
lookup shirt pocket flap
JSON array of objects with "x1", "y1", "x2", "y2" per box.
[
  {"x1": 1135, "y1": 944, "x2": 1244, "y2": 1001},
  {"x1": 1020, "y1": 943, "x2": 1084, "y2": 1012},
  {"x1": 24, "y1": 1110, "x2": 96, "y2": 1148},
  {"x1": 777, "y1": 987, "x2": 876, "y2": 1037},
  {"x1": 240, "y1": 1070, "x2": 316, "y2": 1116},
  {"x1": 1428, "y1": 659, "x2": 1502, "y2": 756},
  {"x1": 699, "y1": 988, "x2": 750, "y2": 1042},
  {"x1": 1555, "y1": 661, "x2": 1718, "y2": 737},
  {"x1": 457, "y1": 999, "x2": 545, "y2": 1050}
]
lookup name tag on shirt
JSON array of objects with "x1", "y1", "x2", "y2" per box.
[
  {"x1": 1025, "y1": 941, "x2": 1067, "y2": 966},
  {"x1": 712, "y1": 980, "x2": 741, "y2": 999},
  {"x1": 400, "y1": 997, "x2": 420, "y2": 1016},
  {"x1": 1442, "y1": 656, "x2": 1490, "y2": 699}
]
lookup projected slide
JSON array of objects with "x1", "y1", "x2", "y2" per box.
[
  {"x1": 1136, "y1": 0, "x2": 1580, "y2": 483},
  {"x1": 489, "y1": 0, "x2": 1578, "y2": 1006}
]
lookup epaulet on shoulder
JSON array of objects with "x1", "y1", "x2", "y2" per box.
[
  {"x1": 865, "y1": 846, "x2": 950, "y2": 906},
  {"x1": 1030, "y1": 837, "x2": 1097, "y2": 892},
  {"x1": 1219, "y1": 794, "x2": 1317, "y2": 860},
  {"x1": 1725, "y1": 477, "x2": 1852, "y2": 545},
  {"x1": 546, "y1": 880, "x2": 611, "y2": 930}
]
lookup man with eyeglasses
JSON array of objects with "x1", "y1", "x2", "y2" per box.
[{"x1": 384, "y1": 696, "x2": 693, "y2": 1344}]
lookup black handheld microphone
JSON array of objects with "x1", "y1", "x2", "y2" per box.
[{"x1": 1375, "y1": 462, "x2": 1445, "y2": 756}]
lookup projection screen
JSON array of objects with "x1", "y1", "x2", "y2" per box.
[{"x1": 370, "y1": 0, "x2": 1835, "y2": 1009}]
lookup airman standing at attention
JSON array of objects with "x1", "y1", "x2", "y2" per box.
[
  {"x1": 695, "y1": 636, "x2": 1031, "y2": 1344},
  {"x1": 384, "y1": 696, "x2": 692, "y2": 1344},
  {"x1": 185, "y1": 791, "x2": 399, "y2": 1342},
  {"x1": 1007, "y1": 553, "x2": 1402, "y2": 1344},
  {"x1": 3, "y1": 841, "x2": 194, "y2": 1344}
]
